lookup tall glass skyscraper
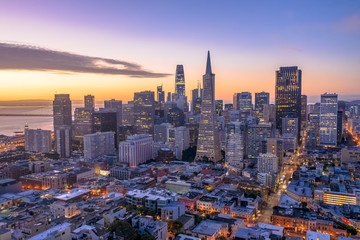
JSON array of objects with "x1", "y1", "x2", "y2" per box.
[
  {"x1": 134, "y1": 91, "x2": 155, "y2": 136},
  {"x1": 255, "y1": 92, "x2": 270, "y2": 110},
  {"x1": 275, "y1": 66, "x2": 302, "y2": 135},
  {"x1": 320, "y1": 93, "x2": 338, "y2": 147},
  {"x1": 175, "y1": 65, "x2": 185, "y2": 96},
  {"x1": 195, "y1": 51, "x2": 222, "y2": 162}
]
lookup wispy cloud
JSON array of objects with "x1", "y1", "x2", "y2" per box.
[{"x1": 0, "y1": 42, "x2": 170, "y2": 78}]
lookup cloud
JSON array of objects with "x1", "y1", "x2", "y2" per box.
[
  {"x1": 0, "y1": 42, "x2": 170, "y2": 78},
  {"x1": 334, "y1": 15, "x2": 360, "y2": 34}
]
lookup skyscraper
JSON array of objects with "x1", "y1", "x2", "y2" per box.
[
  {"x1": 215, "y1": 100, "x2": 223, "y2": 116},
  {"x1": 53, "y1": 94, "x2": 72, "y2": 157},
  {"x1": 72, "y1": 108, "x2": 93, "y2": 147},
  {"x1": 104, "y1": 99, "x2": 122, "y2": 127},
  {"x1": 25, "y1": 126, "x2": 52, "y2": 153},
  {"x1": 134, "y1": 91, "x2": 155, "y2": 136},
  {"x1": 83, "y1": 132, "x2": 115, "y2": 160},
  {"x1": 233, "y1": 92, "x2": 252, "y2": 112},
  {"x1": 84, "y1": 94, "x2": 95, "y2": 110},
  {"x1": 175, "y1": 65, "x2": 185, "y2": 96},
  {"x1": 225, "y1": 122, "x2": 245, "y2": 172},
  {"x1": 275, "y1": 66, "x2": 302, "y2": 135},
  {"x1": 157, "y1": 85, "x2": 165, "y2": 104},
  {"x1": 320, "y1": 93, "x2": 338, "y2": 147},
  {"x1": 195, "y1": 51, "x2": 222, "y2": 162},
  {"x1": 301, "y1": 95, "x2": 308, "y2": 128},
  {"x1": 255, "y1": 92, "x2": 270, "y2": 110}
]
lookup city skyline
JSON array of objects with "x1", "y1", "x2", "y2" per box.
[{"x1": 0, "y1": 1, "x2": 359, "y2": 102}]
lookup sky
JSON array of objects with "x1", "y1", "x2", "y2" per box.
[{"x1": 0, "y1": 0, "x2": 359, "y2": 103}]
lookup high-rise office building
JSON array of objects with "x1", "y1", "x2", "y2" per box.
[
  {"x1": 275, "y1": 66, "x2": 302, "y2": 135},
  {"x1": 118, "y1": 125, "x2": 135, "y2": 143},
  {"x1": 266, "y1": 138, "x2": 284, "y2": 171},
  {"x1": 255, "y1": 92, "x2": 270, "y2": 111},
  {"x1": 320, "y1": 93, "x2": 338, "y2": 147},
  {"x1": 233, "y1": 92, "x2": 252, "y2": 112},
  {"x1": 134, "y1": 91, "x2": 155, "y2": 136},
  {"x1": 25, "y1": 125, "x2": 52, "y2": 153},
  {"x1": 305, "y1": 113, "x2": 320, "y2": 149},
  {"x1": 157, "y1": 85, "x2": 165, "y2": 104},
  {"x1": 118, "y1": 134, "x2": 153, "y2": 167},
  {"x1": 53, "y1": 94, "x2": 72, "y2": 156},
  {"x1": 225, "y1": 122, "x2": 245, "y2": 171},
  {"x1": 282, "y1": 116, "x2": 298, "y2": 138},
  {"x1": 215, "y1": 100, "x2": 223, "y2": 116},
  {"x1": 83, "y1": 132, "x2": 115, "y2": 160},
  {"x1": 246, "y1": 123, "x2": 272, "y2": 158},
  {"x1": 195, "y1": 51, "x2": 222, "y2": 162},
  {"x1": 175, "y1": 65, "x2": 185, "y2": 96},
  {"x1": 72, "y1": 108, "x2": 93, "y2": 147},
  {"x1": 122, "y1": 102, "x2": 135, "y2": 126},
  {"x1": 167, "y1": 107, "x2": 185, "y2": 127},
  {"x1": 84, "y1": 94, "x2": 95, "y2": 110},
  {"x1": 257, "y1": 153, "x2": 278, "y2": 173},
  {"x1": 301, "y1": 95, "x2": 307, "y2": 128},
  {"x1": 55, "y1": 125, "x2": 72, "y2": 158},
  {"x1": 104, "y1": 99, "x2": 122, "y2": 127}
]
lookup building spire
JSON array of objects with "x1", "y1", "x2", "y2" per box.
[{"x1": 206, "y1": 51, "x2": 212, "y2": 75}]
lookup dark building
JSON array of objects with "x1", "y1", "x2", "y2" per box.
[
  {"x1": 167, "y1": 107, "x2": 185, "y2": 127},
  {"x1": 175, "y1": 65, "x2": 185, "y2": 96},
  {"x1": 118, "y1": 125, "x2": 135, "y2": 143},
  {"x1": 53, "y1": 94, "x2": 72, "y2": 128},
  {"x1": 224, "y1": 104, "x2": 233, "y2": 111},
  {"x1": 337, "y1": 110, "x2": 343, "y2": 145},
  {"x1": 104, "y1": 99, "x2": 122, "y2": 127},
  {"x1": 301, "y1": 95, "x2": 307, "y2": 128},
  {"x1": 157, "y1": 85, "x2": 165, "y2": 104},
  {"x1": 215, "y1": 100, "x2": 223, "y2": 116},
  {"x1": 255, "y1": 92, "x2": 270, "y2": 110},
  {"x1": 93, "y1": 110, "x2": 117, "y2": 146},
  {"x1": 84, "y1": 94, "x2": 95, "y2": 110},
  {"x1": 275, "y1": 66, "x2": 302, "y2": 136},
  {"x1": 186, "y1": 123, "x2": 199, "y2": 147}
]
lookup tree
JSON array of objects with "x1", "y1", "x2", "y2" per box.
[
  {"x1": 182, "y1": 146, "x2": 197, "y2": 162},
  {"x1": 140, "y1": 234, "x2": 156, "y2": 240},
  {"x1": 168, "y1": 220, "x2": 184, "y2": 235},
  {"x1": 108, "y1": 219, "x2": 138, "y2": 240}
]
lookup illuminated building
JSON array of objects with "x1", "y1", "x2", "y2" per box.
[
  {"x1": 53, "y1": 94, "x2": 72, "y2": 156},
  {"x1": 257, "y1": 153, "x2": 278, "y2": 173},
  {"x1": 233, "y1": 92, "x2": 252, "y2": 112},
  {"x1": 175, "y1": 65, "x2": 185, "y2": 96},
  {"x1": 104, "y1": 99, "x2": 122, "y2": 127},
  {"x1": 118, "y1": 134, "x2": 153, "y2": 167},
  {"x1": 195, "y1": 51, "x2": 222, "y2": 162},
  {"x1": 282, "y1": 115, "x2": 298, "y2": 138},
  {"x1": 301, "y1": 95, "x2": 307, "y2": 128},
  {"x1": 215, "y1": 100, "x2": 223, "y2": 116},
  {"x1": 167, "y1": 107, "x2": 185, "y2": 127},
  {"x1": 225, "y1": 122, "x2": 245, "y2": 172},
  {"x1": 337, "y1": 110, "x2": 343, "y2": 145},
  {"x1": 50, "y1": 201, "x2": 79, "y2": 219},
  {"x1": 246, "y1": 123, "x2": 272, "y2": 158},
  {"x1": 185, "y1": 123, "x2": 199, "y2": 147},
  {"x1": 192, "y1": 97, "x2": 202, "y2": 115},
  {"x1": 118, "y1": 125, "x2": 135, "y2": 143},
  {"x1": 314, "y1": 188, "x2": 360, "y2": 206},
  {"x1": 83, "y1": 132, "x2": 115, "y2": 160},
  {"x1": 157, "y1": 84, "x2": 165, "y2": 103},
  {"x1": 266, "y1": 138, "x2": 284, "y2": 171},
  {"x1": 24, "y1": 126, "x2": 51, "y2": 153},
  {"x1": 72, "y1": 107, "x2": 93, "y2": 147},
  {"x1": 320, "y1": 93, "x2": 338, "y2": 147},
  {"x1": 275, "y1": 66, "x2": 302, "y2": 135},
  {"x1": 55, "y1": 125, "x2": 71, "y2": 158},
  {"x1": 84, "y1": 94, "x2": 95, "y2": 110},
  {"x1": 134, "y1": 91, "x2": 155, "y2": 136},
  {"x1": 122, "y1": 102, "x2": 135, "y2": 125},
  {"x1": 255, "y1": 91, "x2": 270, "y2": 111}
]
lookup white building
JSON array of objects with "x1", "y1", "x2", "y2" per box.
[
  {"x1": 320, "y1": 93, "x2": 338, "y2": 147},
  {"x1": 28, "y1": 223, "x2": 72, "y2": 240},
  {"x1": 306, "y1": 230, "x2": 330, "y2": 240},
  {"x1": 25, "y1": 126, "x2": 52, "y2": 153},
  {"x1": 257, "y1": 153, "x2": 278, "y2": 173},
  {"x1": 83, "y1": 132, "x2": 115, "y2": 160},
  {"x1": 119, "y1": 134, "x2": 153, "y2": 167},
  {"x1": 55, "y1": 125, "x2": 71, "y2": 158},
  {"x1": 174, "y1": 126, "x2": 190, "y2": 159},
  {"x1": 225, "y1": 122, "x2": 245, "y2": 172},
  {"x1": 50, "y1": 201, "x2": 79, "y2": 218}
]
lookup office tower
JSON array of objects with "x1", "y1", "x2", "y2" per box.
[
  {"x1": 174, "y1": 126, "x2": 190, "y2": 159},
  {"x1": 157, "y1": 85, "x2": 165, "y2": 104},
  {"x1": 175, "y1": 65, "x2": 185, "y2": 96},
  {"x1": 192, "y1": 97, "x2": 202, "y2": 115},
  {"x1": 84, "y1": 94, "x2": 95, "y2": 110},
  {"x1": 177, "y1": 95, "x2": 188, "y2": 113},
  {"x1": 134, "y1": 91, "x2": 155, "y2": 136},
  {"x1": 167, "y1": 92, "x2": 171, "y2": 102},
  {"x1": 195, "y1": 51, "x2": 222, "y2": 162},
  {"x1": 246, "y1": 123, "x2": 272, "y2": 158},
  {"x1": 305, "y1": 113, "x2": 320, "y2": 148},
  {"x1": 301, "y1": 95, "x2": 307, "y2": 128},
  {"x1": 255, "y1": 92, "x2": 270, "y2": 110},
  {"x1": 224, "y1": 104, "x2": 233, "y2": 111},
  {"x1": 185, "y1": 123, "x2": 199, "y2": 147},
  {"x1": 225, "y1": 122, "x2": 245, "y2": 171},
  {"x1": 72, "y1": 108, "x2": 93, "y2": 147},
  {"x1": 118, "y1": 134, "x2": 153, "y2": 167},
  {"x1": 154, "y1": 123, "x2": 173, "y2": 143},
  {"x1": 337, "y1": 111, "x2": 343, "y2": 145},
  {"x1": 118, "y1": 125, "x2": 135, "y2": 143},
  {"x1": 192, "y1": 88, "x2": 199, "y2": 101},
  {"x1": 167, "y1": 107, "x2": 185, "y2": 127},
  {"x1": 122, "y1": 102, "x2": 135, "y2": 126},
  {"x1": 25, "y1": 126, "x2": 52, "y2": 153},
  {"x1": 233, "y1": 92, "x2": 252, "y2": 112},
  {"x1": 266, "y1": 138, "x2": 284, "y2": 171},
  {"x1": 275, "y1": 66, "x2": 302, "y2": 135},
  {"x1": 83, "y1": 132, "x2": 115, "y2": 160},
  {"x1": 104, "y1": 99, "x2": 122, "y2": 127},
  {"x1": 55, "y1": 126, "x2": 71, "y2": 158},
  {"x1": 53, "y1": 94, "x2": 72, "y2": 156},
  {"x1": 93, "y1": 110, "x2": 117, "y2": 133},
  {"x1": 263, "y1": 104, "x2": 276, "y2": 123},
  {"x1": 308, "y1": 103, "x2": 320, "y2": 114},
  {"x1": 320, "y1": 93, "x2": 338, "y2": 147},
  {"x1": 282, "y1": 115, "x2": 298, "y2": 138},
  {"x1": 257, "y1": 153, "x2": 278, "y2": 173},
  {"x1": 215, "y1": 100, "x2": 223, "y2": 116},
  {"x1": 53, "y1": 94, "x2": 72, "y2": 128}
]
